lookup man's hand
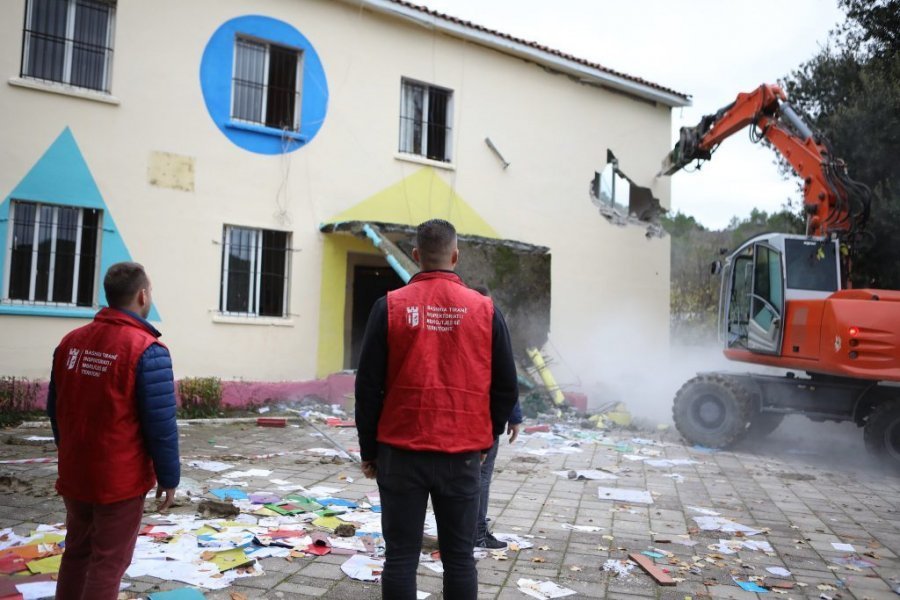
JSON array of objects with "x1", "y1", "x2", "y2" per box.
[
  {"x1": 155, "y1": 486, "x2": 176, "y2": 512},
  {"x1": 507, "y1": 423, "x2": 521, "y2": 444},
  {"x1": 480, "y1": 452, "x2": 488, "y2": 464},
  {"x1": 361, "y1": 460, "x2": 377, "y2": 479}
]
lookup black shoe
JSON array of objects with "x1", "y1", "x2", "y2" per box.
[{"x1": 476, "y1": 533, "x2": 507, "y2": 550}]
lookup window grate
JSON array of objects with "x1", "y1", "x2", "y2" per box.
[
  {"x1": 219, "y1": 226, "x2": 291, "y2": 317},
  {"x1": 231, "y1": 37, "x2": 302, "y2": 131},
  {"x1": 4, "y1": 200, "x2": 101, "y2": 307},
  {"x1": 399, "y1": 79, "x2": 453, "y2": 162},
  {"x1": 21, "y1": 0, "x2": 116, "y2": 93}
]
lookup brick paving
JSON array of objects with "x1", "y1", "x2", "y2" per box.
[{"x1": 1, "y1": 414, "x2": 899, "y2": 599}]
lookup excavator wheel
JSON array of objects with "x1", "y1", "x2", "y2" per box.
[
  {"x1": 673, "y1": 374, "x2": 752, "y2": 449},
  {"x1": 863, "y1": 401, "x2": 900, "y2": 471},
  {"x1": 746, "y1": 412, "x2": 785, "y2": 440}
]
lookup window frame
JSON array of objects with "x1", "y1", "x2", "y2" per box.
[
  {"x1": 229, "y1": 34, "x2": 304, "y2": 133},
  {"x1": 219, "y1": 225, "x2": 292, "y2": 318},
  {"x1": 2, "y1": 200, "x2": 103, "y2": 308},
  {"x1": 20, "y1": 0, "x2": 117, "y2": 94},
  {"x1": 398, "y1": 78, "x2": 454, "y2": 163}
]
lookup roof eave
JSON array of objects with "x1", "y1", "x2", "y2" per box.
[{"x1": 344, "y1": 0, "x2": 692, "y2": 108}]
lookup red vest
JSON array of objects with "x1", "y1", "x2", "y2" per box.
[
  {"x1": 52, "y1": 308, "x2": 161, "y2": 503},
  {"x1": 379, "y1": 271, "x2": 494, "y2": 453}
]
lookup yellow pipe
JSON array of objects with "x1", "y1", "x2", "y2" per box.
[{"x1": 526, "y1": 347, "x2": 566, "y2": 406}]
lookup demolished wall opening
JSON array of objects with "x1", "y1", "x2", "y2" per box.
[
  {"x1": 590, "y1": 149, "x2": 666, "y2": 237},
  {"x1": 321, "y1": 222, "x2": 552, "y2": 357}
]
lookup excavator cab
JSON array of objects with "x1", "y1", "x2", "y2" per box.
[{"x1": 719, "y1": 233, "x2": 841, "y2": 355}]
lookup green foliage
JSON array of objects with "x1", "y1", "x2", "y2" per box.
[
  {"x1": 177, "y1": 377, "x2": 222, "y2": 418},
  {"x1": 0, "y1": 377, "x2": 40, "y2": 427},
  {"x1": 781, "y1": 0, "x2": 900, "y2": 288}
]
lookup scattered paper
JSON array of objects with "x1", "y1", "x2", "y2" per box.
[
  {"x1": 148, "y1": 588, "x2": 207, "y2": 599},
  {"x1": 602, "y1": 559, "x2": 635, "y2": 577},
  {"x1": 187, "y1": 460, "x2": 233, "y2": 473},
  {"x1": 493, "y1": 532, "x2": 534, "y2": 549},
  {"x1": 222, "y1": 469, "x2": 272, "y2": 479},
  {"x1": 15, "y1": 581, "x2": 58, "y2": 600},
  {"x1": 687, "y1": 506, "x2": 720, "y2": 516},
  {"x1": 645, "y1": 459, "x2": 698, "y2": 468},
  {"x1": 831, "y1": 542, "x2": 855, "y2": 552},
  {"x1": 733, "y1": 577, "x2": 769, "y2": 592},
  {"x1": 340, "y1": 554, "x2": 384, "y2": 581},
  {"x1": 597, "y1": 487, "x2": 653, "y2": 504},
  {"x1": 693, "y1": 516, "x2": 761, "y2": 536},
  {"x1": 767, "y1": 566, "x2": 792, "y2": 577},
  {"x1": 553, "y1": 470, "x2": 618, "y2": 481},
  {"x1": 561, "y1": 524, "x2": 604, "y2": 533},
  {"x1": 516, "y1": 578, "x2": 577, "y2": 599}
]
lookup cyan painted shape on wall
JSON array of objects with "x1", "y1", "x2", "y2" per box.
[
  {"x1": 199, "y1": 14, "x2": 329, "y2": 154},
  {"x1": 0, "y1": 128, "x2": 160, "y2": 320}
]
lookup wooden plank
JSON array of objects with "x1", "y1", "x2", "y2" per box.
[{"x1": 628, "y1": 552, "x2": 676, "y2": 586}]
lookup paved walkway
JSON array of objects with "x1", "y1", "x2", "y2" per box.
[{"x1": 1, "y1": 414, "x2": 898, "y2": 599}]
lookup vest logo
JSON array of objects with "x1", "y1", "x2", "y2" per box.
[
  {"x1": 66, "y1": 348, "x2": 81, "y2": 370},
  {"x1": 406, "y1": 306, "x2": 420, "y2": 328}
]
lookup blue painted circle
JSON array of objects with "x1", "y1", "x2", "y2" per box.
[{"x1": 200, "y1": 15, "x2": 328, "y2": 154}]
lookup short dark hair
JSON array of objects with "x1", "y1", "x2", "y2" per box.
[
  {"x1": 104, "y1": 262, "x2": 149, "y2": 308},
  {"x1": 415, "y1": 219, "x2": 457, "y2": 266}
]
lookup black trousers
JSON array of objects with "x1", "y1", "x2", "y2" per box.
[{"x1": 377, "y1": 443, "x2": 481, "y2": 600}]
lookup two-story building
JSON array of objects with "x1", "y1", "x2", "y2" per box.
[{"x1": 0, "y1": 0, "x2": 689, "y2": 405}]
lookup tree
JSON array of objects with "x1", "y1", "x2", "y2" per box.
[
  {"x1": 781, "y1": 0, "x2": 900, "y2": 288},
  {"x1": 663, "y1": 209, "x2": 800, "y2": 343}
]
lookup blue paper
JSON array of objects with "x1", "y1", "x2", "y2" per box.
[
  {"x1": 210, "y1": 488, "x2": 248, "y2": 500},
  {"x1": 149, "y1": 588, "x2": 207, "y2": 600},
  {"x1": 316, "y1": 497, "x2": 358, "y2": 508},
  {"x1": 641, "y1": 551, "x2": 664, "y2": 559},
  {"x1": 733, "y1": 578, "x2": 768, "y2": 593}
]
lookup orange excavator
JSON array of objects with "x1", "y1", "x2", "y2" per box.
[{"x1": 660, "y1": 84, "x2": 900, "y2": 467}]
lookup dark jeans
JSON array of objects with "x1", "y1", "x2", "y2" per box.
[
  {"x1": 377, "y1": 443, "x2": 480, "y2": 600},
  {"x1": 56, "y1": 494, "x2": 145, "y2": 600},
  {"x1": 475, "y1": 436, "x2": 500, "y2": 543}
]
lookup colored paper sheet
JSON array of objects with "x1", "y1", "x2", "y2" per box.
[
  {"x1": 148, "y1": 588, "x2": 207, "y2": 600},
  {"x1": 26, "y1": 554, "x2": 61, "y2": 575},
  {"x1": 315, "y1": 497, "x2": 358, "y2": 508},
  {"x1": 733, "y1": 578, "x2": 768, "y2": 593},
  {"x1": 209, "y1": 548, "x2": 253, "y2": 572},
  {"x1": 284, "y1": 495, "x2": 324, "y2": 512},
  {"x1": 209, "y1": 489, "x2": 248, "y2": 500},
  {"x1": 312, "y1": 516, "x2": 342, "y2": 531},
  {"x1": 0, "y1": 554, "x2": 27, "y2": 574}
]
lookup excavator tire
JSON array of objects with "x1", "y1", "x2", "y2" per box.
[
  {"x1": 863, "y1": 400, "x2": 900, "y2": 471},
  {"x1": 673, "y1": 374, "x2": 752, "y2": 449},
  {"x1": 746, "y1": 412, "x2": 785, "y2": 440}
]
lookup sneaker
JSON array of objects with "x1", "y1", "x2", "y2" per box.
[{"x1": 476, "y1": 533, "x2": 508, "y2": 550}]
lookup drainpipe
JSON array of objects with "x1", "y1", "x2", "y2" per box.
[
  {"x1": 526, "y1": 347, "x2": 566, "y2": 406},
  {"x1": 361, "y1": 223, "x2": 415, "y2": 283}
]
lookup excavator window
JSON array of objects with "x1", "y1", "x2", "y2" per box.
[
  {"x1": 784, "y1": 239, "x2": 839, "y2": 292},
  {"x1": 748, "y1": 244, "x2": 784, "y2": 354},
  {"x1": 726, "y1": 255, "x2": 753, "y2": 348}
]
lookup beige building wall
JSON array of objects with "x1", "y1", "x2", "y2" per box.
[{"x1": 0, "y1": 0, "x2": 677, "y2": 388}]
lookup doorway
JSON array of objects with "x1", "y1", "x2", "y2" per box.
[{"x1": 347, "y1": 260, "x2": 405, "y2": 369}]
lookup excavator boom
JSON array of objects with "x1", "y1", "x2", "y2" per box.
[{"x1": 660, "y1": 84, "x2": 870, "y2": 239}]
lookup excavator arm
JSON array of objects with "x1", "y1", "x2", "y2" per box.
[{"x1": 660, "y1": 84, "x2": 871, "y2": 238}]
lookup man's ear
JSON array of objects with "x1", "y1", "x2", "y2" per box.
[
  {"x1": 450, "y1": 248, "x2": 459, "y2": 267},
  {"x1": 412, "y1": 247, "x2": 420, "y2": 263}
]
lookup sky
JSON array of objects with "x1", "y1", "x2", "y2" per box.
[{"x1": 415, "y1": 0, "x2": 846, "y2": 230}]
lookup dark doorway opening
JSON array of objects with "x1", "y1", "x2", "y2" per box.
[{"x1": 349, "y1": 264, "x2": 405, "y2": 369}]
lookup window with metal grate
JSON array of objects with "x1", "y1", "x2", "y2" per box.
[
  {"x1": 4, "y1": 201, "x2": 101, "y2": 307},
  {"x1": 20, "y1": 0, "x2": 116, "y2": 93},
  {"x1": 399, "y1": 78, "x2": 453, "y2": 162},
  {"x1": 231, "y1": 37, "x2": 302, "y2": 132},
  {"x1": 219, "y1": 226, "x2": 291, "y2": 317}
]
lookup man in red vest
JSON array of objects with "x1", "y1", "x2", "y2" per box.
[
  {"x1": 48, "y1": 262, "x2": 180, "y2": 600},
  {"x1": 355, "y1": 219, "x2": 519, "y2": 599}
]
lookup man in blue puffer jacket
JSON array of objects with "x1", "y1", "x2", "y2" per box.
[{"x1": 47, "y1": 262, "x2": 180, "y2": 600}]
